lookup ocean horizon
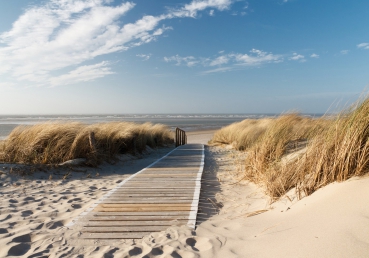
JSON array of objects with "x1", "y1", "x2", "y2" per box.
[{"x1": 0, "y1": 113, "x2": 324, "y2": 140}]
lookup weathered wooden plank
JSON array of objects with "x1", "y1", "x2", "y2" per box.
[
  {"x1": 81, "y1": 232, "x2": 148, "y2": 239},
  {"x1": 113, "y1": 187, "x2": 196, "y2": 189},
  {"x1": 134, "y1": 174, "x2": 197, "y2": 177},
  {"x1": 90, "y1": 211, "x2": 190, "y2": 216},
  {"x1": 101, "y1": 200, "x2": 194, "y2": 204},
  {"x1": 113, "y1": 188, "x2": 196, "y2": 191},
  {"x1": 83, "y1": 225, "x2": 168, "y2": 233},
  {"x1": 94, "y1": 207, "x2": 194, "y2": 212},
  {"x1": 124, "y1": 182, "x2": 197, "y2": 185},
  {"x1": 98, "y1": 203, "x2": 192, "y2": 208},
  {"x1": 127, "y1": 177, "x2": 198, "y2": 179},
  {"x1": 112, "y1": 191, "x2": 195, "y2": 194},
  {"x1": 109, "y1": 193, "x2": 195, "y2": 197},
  {"x1": 85, "y1": 220, "x2": 189, "y2": 226},
  {"x1": 104, "y1": 197, "x2": 196, "y2": 201},
  {"x1": 143, "y1": 167, "x2": 199, "y2": 169},
  {"x1": 88, "y1": 215, "x2": 190, "y2": 221}
]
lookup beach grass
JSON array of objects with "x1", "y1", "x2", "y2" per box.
[
  {"x1": 0, "y1": 122, "x2": 173, "y2": 165},
  {"x1": 211, "y1": 98, "x2": 369, "y2": 199}
]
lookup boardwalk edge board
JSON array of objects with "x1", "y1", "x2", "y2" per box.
[
  {"x1": 187, "y1": 144, "x2": 205, "y2": 229},
  {"x1": 65, "y1": 147, "x2": 179, "y2": 228}
]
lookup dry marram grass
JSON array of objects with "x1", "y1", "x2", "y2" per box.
[
  {"x1": 0, "y1": 122, "x2": 173, "y2": 165},
  {"x1": 210, "y1": 112, "x2": 343, "y2": 199}
]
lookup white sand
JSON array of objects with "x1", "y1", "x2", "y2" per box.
[{"x1": 0, "y1": 131, "x2": 368, "y2": 257}]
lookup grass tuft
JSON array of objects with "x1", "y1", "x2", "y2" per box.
[{"x1": 0, "y1": 122, "x2": 173, "y2": 165}]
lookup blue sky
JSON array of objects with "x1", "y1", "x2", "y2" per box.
[{"x1": 0, "y1": 0, "x2": 368, "y2": 114}]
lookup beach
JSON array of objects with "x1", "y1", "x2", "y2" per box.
[{"x1": 0, "y1": 130, "x2": 368, "y2": 257}]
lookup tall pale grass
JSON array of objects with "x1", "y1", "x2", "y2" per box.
[
  {"x1": 291, "y1": 98, "x2": 369, "y2": 197},
  {"x1": 210, "y1": 118, "x2": 273, "y2": 150},
  {"x1": 0, "y1": 122, "x2": 173, "y2": 165},
  {"x1": 211, "y1": 114, "x2": 332, "y2": 199},
  {"x1": 245, "y1": 98, "x2": 369, "y2": 199}
]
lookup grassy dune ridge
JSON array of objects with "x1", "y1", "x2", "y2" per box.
[
  {"x1": 210, "y1": 98, "x2": 369, "y2": 199},
  {"x1": 0, "y1": 122, "x2": 174, "y2": 165}
]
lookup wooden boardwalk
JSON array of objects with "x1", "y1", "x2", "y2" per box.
[{"x1": 67, "y1": 144, "x2": 204, "y2": 239}]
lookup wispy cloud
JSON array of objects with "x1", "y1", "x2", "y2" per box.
[
  {"x1": 165, "y1": 49, "x2": 284, "y2": 73},
  {"x1": 357, "y1": 43, "x2": 369, "y2": 50},
  {"x1": 232, "y1": 49, "x2": 283, "y2": 66},
  {"x1": 136, "y1": 54, "x2": 152, "y2": 61},
  {"x1": 165, "y1": 49, "x2": 317, "y2": 73},
  {"x1": 340, "y1": 50, "x2": 349, "y2": 55},
  {"x1": 0, "y1": 0, "x2": 235, "y2": 88},
  {"x1": 164, "y1": 55, "x2": 199, "y2": 67},
  {"x1": 289, "y1": 53, "x2": 306, "y2": 62},
  {"x1": 49, "y1": 61, "x2": 114, "y2": 87},
  {"x1": 209, "y1": 55, "x2": 230, "y2": 66},
  {"x1": 201, "y1": 66, "x2": 233, "y2": 74}
]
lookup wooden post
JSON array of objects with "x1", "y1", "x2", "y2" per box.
[
  {"x1": 89, "y1": 131, "x2": 97, "y2": 154},
  {"x1": 175, "y1": 128, "x2": 178, "y2": 147},
  {"x1": 175, "y1": 127, "x2": 187, "y2": 147},
  {"x1": 132, "y1": 137, "x2": 137, "y2": 155},
  {"x1": 88, "y1": 131, "x2": 98, "y2": 165}
]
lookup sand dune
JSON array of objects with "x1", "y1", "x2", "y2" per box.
[{"x1": 0, "y1": 131, "x2": 368, "y2": 257}]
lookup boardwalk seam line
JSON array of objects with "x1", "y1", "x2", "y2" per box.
[
  {"x1": 66, "y1": 147, "x2": 179, "y2": 228},
  {"x1": 187, "y1": 144, "x2": 204, "y2": 229}
]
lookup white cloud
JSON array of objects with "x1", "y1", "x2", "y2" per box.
[
  {"x1": 49, "y1": 61, "x2": 114, "y2": 87},
  {"x1": 201, "y1": 66, "x2": 233, "y2": 74},
  {"x1": 209, "y1": 55, "x2": 229, "y2": 66},
  {"x1": 209, "y1": 9, "x2": 215, "y2": 16},
  {"x1": 171, "y1": 0, "x2": 233, "y2": 18},
  {"x1": 165, "y1": 49, "x2": 283, "y2": 72},
  {"x1": 136, "y1": 54, "x2": 152, "y2": 61},
  {"x1": 340, "y1": 50, "x2": 349, "y2": 55},
  {"x1": 0, "y1": 0, "x2": 234, "y2": 88},
  {"x1": 310, "y1": 53, "x2": 319, "y2": 58},
  {"x1": 357, "y1": 43, "x2": 369, "y2": 50},
  {"x1": 289, "y1": 53, "x2": 305, "y2": 62},
  {"x1": 232, "y1": 49, "x2": 283, "y2": 66},
  {"x1": 164, "y1": 55, "x2": 199, "y2": 67}
]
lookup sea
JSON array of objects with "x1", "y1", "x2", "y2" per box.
[{"x1": 0, "y1": 114, "x2": 286, "y2": 140}]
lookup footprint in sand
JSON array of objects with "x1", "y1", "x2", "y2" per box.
[
  {"x1": 185, "y1": 237, "x2": 213, "y2": 252},
  {"x1": 12, "y1": 233, "x2": 31, "y2": 242},
  {"x1": 46, "y1": 220, "x2": 64, "y2": 229},
  {"x1": 7, "y1": 243, "x2": 31, "y2": 256},
  {"x1": 27, "y1": 249, "x2": 50, "y2": 258},
  {"x1": 67, "y1": 198, "x2": 82, "y2": 203},
  {"x1": 128, "y1": 247, "x2": 142, "y2": 256},
  {"x1": 0, "y1": 228, "x2": 9, "y2": 234},
  {"x1": 0, "y1": 214, "x2": 12, "y2": 222},
  {"x1": 23, "y1": 196, "x2": 35, "y2": 202},
  {"x1": 71, "y1": 204, "x2": 82, "y2": 209},
  {"x1": 144, "y1": 247, "x2": 164, "y2": 256},
  {"x1": 21, "y1": 210, "x2": 33, "y2": 217},
  {"x1": 172, "y1": 250, "x2": 199, "y2": 258}
]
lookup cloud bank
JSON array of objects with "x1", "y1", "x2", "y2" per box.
[
  {"x1": 0, "y1": 0, "x2": 234, "y2": 87},
  {"x1": 357, "y1": 43, "x2": 369, "y2": 50}
]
